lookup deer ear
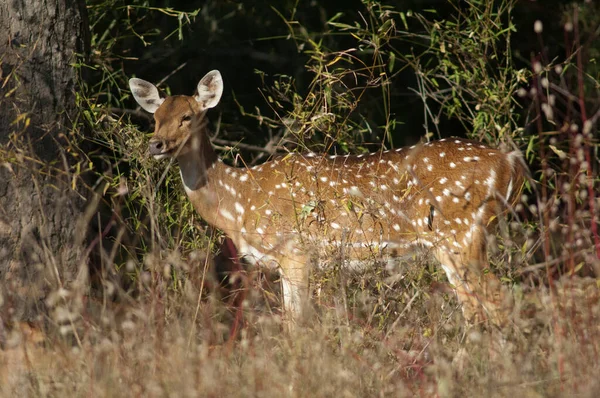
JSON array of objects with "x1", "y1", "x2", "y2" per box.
[
  {"x1": 129, "y1": 78, "x2": 165, "y2": 114},
  {"x1": 195, "y1": 70, "x2": 223, "y2": 109}
]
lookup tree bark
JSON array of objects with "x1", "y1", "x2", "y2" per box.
[{"x1": 0, "y1": 0, "x2": 90, "y2": 325}]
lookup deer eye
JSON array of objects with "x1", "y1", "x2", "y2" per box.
[{"x1": 181, "y1": 114, "x2": 192, "y2": 124}]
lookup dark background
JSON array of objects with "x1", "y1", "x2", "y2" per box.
[{"x1": 90, "y1": 0, "x2": 591, "y2": 152}]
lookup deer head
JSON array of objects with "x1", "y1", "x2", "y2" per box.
[{"x1": 129, "y1": 70, "x2": 223, "y2": 160}]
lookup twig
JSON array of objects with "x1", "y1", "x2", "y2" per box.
[
  {"x1": 109, "y1": 107, "x2": 152, "y2": 121},
  {"x1": 211, "y1": 137, "x2": 278, "y2": 155},
  {"x1": 156, "y1": 62, "x2": 188, "y2": 88}
]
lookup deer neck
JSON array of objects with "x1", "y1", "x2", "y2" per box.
[
  {"x1": 175, "y1": 124, "x2": 218, "y2": 191},
  {"x1": 175, "y1": 135, "x2": 238, "y2": 234}
]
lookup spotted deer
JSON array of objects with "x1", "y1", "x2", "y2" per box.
[{"x1": 129, "y1": 70, "x2": 525, "y2": 327}]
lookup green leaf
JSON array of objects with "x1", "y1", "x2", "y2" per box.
[{"x1": 388, "y1": 52, "x2": 396, "y2": 72}]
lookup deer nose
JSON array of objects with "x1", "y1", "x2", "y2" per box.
[{"x1": 149, "y1": 140, "x2": 164, "y2": 155}]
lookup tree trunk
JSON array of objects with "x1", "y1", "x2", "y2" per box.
[{"x1": 0, "y1": 0, "x2": 90, "y2": 326}]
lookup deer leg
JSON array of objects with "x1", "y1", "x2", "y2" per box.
[
  {"x1": 435, "y1": 248, "x2": 483, "y2": 324},
  {"x1": 464, "y1": 231, "x2": 513, "y2": 327},
  {"x1": 278, "y1": 253, "x2": 309, "y2": 324},
  {"x1": 435, "y1": 245, "x2": 510, "y2": 327}
]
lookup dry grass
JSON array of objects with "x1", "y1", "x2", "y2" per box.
[{"x1": 2, "y1": 250, "x2": 600, "y2": 397}]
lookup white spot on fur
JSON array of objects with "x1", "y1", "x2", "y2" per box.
[
  {"x1": 234, "y1": 202, "x2": 245, "y2": 214},
  {"x1": 485, "y1": 170, "x2": 496, "y2": 187},
  {"x1": 348, "y1": 186, "x2": 363, "y2": 197},
  {"x1": 220, "y1": 209, "x2": 235, "y2": 221}
]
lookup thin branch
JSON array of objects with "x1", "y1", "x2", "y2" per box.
[
  {"x1": 109, "y1": 107, "x2": 152, "y2": 121},
  {"x1": 211, "y1": 138, "x2": 277, "y2": 155}
]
